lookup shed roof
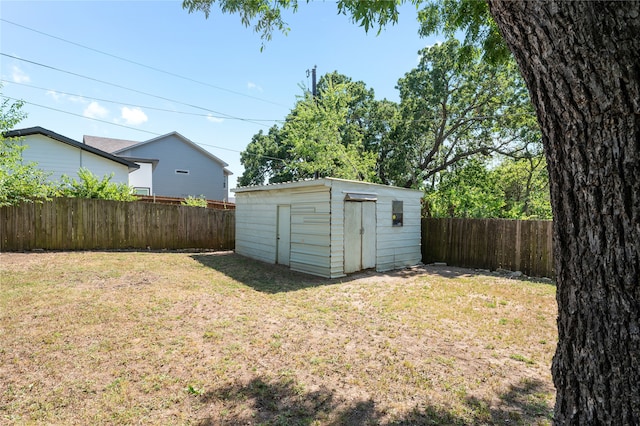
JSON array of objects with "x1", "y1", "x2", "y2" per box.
[{"x1": 232, "y1": 177, "x2": 422, "y2": 194}]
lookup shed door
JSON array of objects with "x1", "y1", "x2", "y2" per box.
[
  {"x1": 277, "y1": 205, "x2": 291, "y2": 266},
  {"x1": 344, "y1": 201, "x2": 376, "y2": 273}
]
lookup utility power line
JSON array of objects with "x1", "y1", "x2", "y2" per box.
[
  {"x1": 0, "y1": 18, "x2": 290, "y2": 109},
  {"x1": 5, "y1": 96, "x2": 161, "y2": 137},
  {"x1": 1, "y1": 53, "x2": 270, "y2": 128},
  {"x1": 4, "y1": 96, "x2": 286, "y2": 162},
  {"x1": 1, "y1": 80, "x2": 283, "y2": 123}
]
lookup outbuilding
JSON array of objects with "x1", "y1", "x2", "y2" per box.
[{"x1": 232, "y1": 178, "x2": 422, "y2": 278}]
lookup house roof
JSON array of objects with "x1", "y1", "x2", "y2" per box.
[
  {"x1": 4, "y1": 127, "x2": 139, "y2": 171},
  {"x1": 83, "y1": 131, "x2": 233, "y2": 175},
  {"x1": 83, "y1": 135, "x2": 139, "y2": 153},
  {"x1": 232, "y1": 177, "x2": 423, "y2": 194}
]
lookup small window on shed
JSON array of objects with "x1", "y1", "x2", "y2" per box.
[{"x1": 392, "y1": 200, "x2": 403, "y2": 226}]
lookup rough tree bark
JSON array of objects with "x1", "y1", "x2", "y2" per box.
[{"x1": 487, "y1": 1, "x2": 640, "y2": 424}]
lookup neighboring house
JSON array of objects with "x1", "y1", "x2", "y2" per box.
[
  {"x1": 232, "y1": 178, "x2": 423, "y2": 278},
  {"x1": 4, "y1": 127, "x2": 139, "y2": 184},
  {"x1": 84, "y1": 132, "x2": 232, "y2": 201}
]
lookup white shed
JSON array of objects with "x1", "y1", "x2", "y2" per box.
[{"x1": 232, "y1": 178, "x2": 422, "y2": 278}]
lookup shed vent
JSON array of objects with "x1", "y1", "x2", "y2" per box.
[{"x1": 344, "y1": 192, "x2": 377, "y2": 202}]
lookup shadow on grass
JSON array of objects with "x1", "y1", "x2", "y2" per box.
[
  {"x1": 195, "y1": 375, "x2": 553, "y2": 425},
  {"x1": 423, "y1": 264, "x2": 555, "y2": 286},
  {"x1": 190, "y1": 252, "x2": 430, "y2": 294}
]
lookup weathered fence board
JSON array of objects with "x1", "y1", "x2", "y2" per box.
[
  {"x1": 422, "y1": 217, "x2": 554, "y2": 278},
  {"x1": 1, "y1": 198, "x2": 235, "y2": 251}
]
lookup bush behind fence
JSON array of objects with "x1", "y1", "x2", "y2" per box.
[
  {"x1": 1, "y1": 198, "x2": 235, "y2": 251},
  {"x1": 422, "y1": 217, "x2": 554, "y2": 279}
]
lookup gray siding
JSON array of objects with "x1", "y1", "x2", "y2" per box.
[
  {"x1": 289, "y1": 189, "x2": 331, "y2": 277},
  {"x1": 118, "y1": 134, "x2": 227, "y2": 200},
  {"x1": 235, "y1": 195, "x2": 277, "y2": 264}
]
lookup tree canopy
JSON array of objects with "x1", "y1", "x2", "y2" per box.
[
  {"x1": 238, "y1": 72, "x2": 380, "y2": 186},
  {"x1": 388, "y1": 39, "x2": 538, "y2": 188},
  {"x1": 238, "y1": 44, "x2": 545, "y2": 219}
]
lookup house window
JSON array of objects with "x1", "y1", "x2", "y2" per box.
[
  {"x1": 134, "y1": 187, "x2": 150, "y2": 195},
  {"x1": 175, "y1": 169, "x2": 190, "y2": 175},
  {"x1": 392, "y1": 200, "x2": 403, "y2": 226}
]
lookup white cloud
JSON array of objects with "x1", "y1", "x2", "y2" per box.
[
  {"x1": 67, "y1": 95, "x2": 87, "y2": 104},
  {"x1": 247, "y1": 82, "x2": 263, "y2": 92},
  {"x1": 83, "y1": 101, "x2": 109, "y2": 119},
  {"x1": 46, "y1": 90, "x2": 62, "y2": 101},
  {"x1": 46, "y1": 91, "x2": 87, "y2": 104},
  {"x1": 121, "y1": 107, "x2": 148, "y2": 125},
  {"x1": 12, "y1": 66, "x2": 30, "y2": 83},
  {"x1": 207, "y1": 114, "x2": 225, "y2": 123}
]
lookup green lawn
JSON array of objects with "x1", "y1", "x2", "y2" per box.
[{"x1": 0, "y1": 251, "x2": 557, "y2": 425}]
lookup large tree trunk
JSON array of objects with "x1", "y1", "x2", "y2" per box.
[{"x1": 487, "y1": 1, "x2": 640, "y2": 424}]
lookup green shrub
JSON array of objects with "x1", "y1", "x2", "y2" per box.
[
  {"x1": 55, "y1": 167, "x2": 136, "y2": 201},
  {"x1": 181, "y1": 195, "x2": 208, "y2": 208},
  {"x1": 0, "y1": 139, "x2": 54, "y2": 206}
]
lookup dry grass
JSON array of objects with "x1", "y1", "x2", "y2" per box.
[{"x1": 0, "y1": 251, "x2": 557, "y2": 425}]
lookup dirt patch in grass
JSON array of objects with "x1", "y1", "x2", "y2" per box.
[{"x1": 0, "y1": 251, "x2": 557, "y2": 425}]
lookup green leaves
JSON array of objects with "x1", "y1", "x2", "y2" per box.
[
  {"x1": 418, "y1": 0, "x2": 509, "y2": 64},
  {"x1": 182, "y1": 195, "x2": 208, "y2": 207},
  {"x1": 0, "y1": 140, "x2": 53, "y2": 206},
  {"x1": 283, "y1": 78, "x2": 377, "y2": 181},
  {"x1": 424, "y1": 158, "x2": 504, "y2": 218},
  {"x1": 55, "y1": 168, "x2": 136, "y2": 202},
  {"x1": 238, "y1": 72, "x2": 380, "y2": 185},
  {"x1": 1, "y1": 95, "x2": 52, "y2": 206},
  {"x1": 423, "y1": 156, "x2": 551, "y2": 219},
  {"x1": 183, "y1": 0, "x2": 298, "y2": 49},
  {"x1": 389, "y1": 39, "x2": 540, "y2": 189}
]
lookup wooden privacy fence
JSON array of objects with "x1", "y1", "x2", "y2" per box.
[
  {"x1": 1, "y1": 198, "x2": 235, "y2": 251},
  {"x1": 422, "y1": 217, "x2": 554, "y2": 278},
  {"x1": 135, "y1": 195, "x2": 235, "y2": 210}
]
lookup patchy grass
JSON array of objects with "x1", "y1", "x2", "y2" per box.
[{"x1": 0, "y1": 251, "x2": 557, "y2": 425}]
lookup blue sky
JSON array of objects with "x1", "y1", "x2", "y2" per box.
[{"x1": 1, "y1": 1, "x2": 440, "y2": 190}]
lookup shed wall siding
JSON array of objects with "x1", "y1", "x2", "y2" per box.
[
  {"x1": 235, "y1": 198, "x2": 277, "y2": 263},
  {"x1": 235, "y1": 178, "x2": 422, "y2": 279},
  {"x1": 328, "y1": 180, "x2": 422, "y2": 274},
  {"x1": 235, "y1": 186, "x2": 332, "y2": 277},
  {"x1": 329, "y1": 189, "x2": 346, "y2": 278}
]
